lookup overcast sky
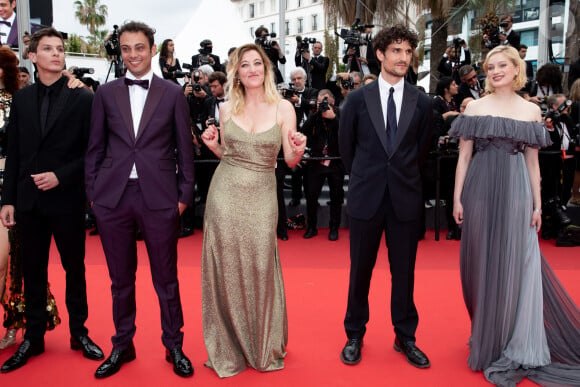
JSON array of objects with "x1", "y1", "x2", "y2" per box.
[{"x1": 52, "y1": 0, "x2": 203, "y2": 45}]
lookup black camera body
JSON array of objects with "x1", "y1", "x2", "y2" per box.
[
  {"x1": 282, "y1": 83, "x2": 297, "y2": 99},
  {"x1": 190, "y1": 69, "x2": 203, "y2": 92},
  {"x1": 340, "y1": 76, "x2": 355, "y2": 90},
  {"x1": 499, "y1": 21, "x2": 509, "y2": 28},
  {"x1": 319, "y1": 96, "x2": 331, "y2": 113},
  {"x1": 104, "y1": 25, "x2": 120, "y2": 57},
  {"x1": 453, "y1": 37, "x2": 464, "y2": 48},
  {"x1": 482, "y1": 23, "x2": 501, "y2": 49},
  {"x1": 338, "y1": 18, "x2": 373, "y2": 47},
  {"x1": 296, "y1": 35, "x2": 316, "y2": 53},
  {"x1": 255, "y1": 32, "x2": 277, "y2": 51},
  {"x1": 72, "y1": 67, "x2": 94, "y2": 78},
  {"x1": 544, "y1": 99, "x2": 572, "y2": 123}
]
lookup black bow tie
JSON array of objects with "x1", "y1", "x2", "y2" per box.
[
  {"x1": 0, "y1": 20, "x2": 11, "y2": 27},
  {"x1": 216, "y1": 98, "x2": 224, "y2": 104},
  {"x1": 124, "y1": 78, "x2": 149, "y2": 89}
]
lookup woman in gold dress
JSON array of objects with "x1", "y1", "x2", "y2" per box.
[{"x1": 200, "y1": 43, "x2": 306, "y2": 378}]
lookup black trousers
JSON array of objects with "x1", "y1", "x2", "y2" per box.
[
  {"x1": 304, "y1": 161, "x2": 344, "y2": 229},
  {"x1": 17, "y1": 207, "x2": 88, "y2": 342},
  {"x1": 344, "y1": 188, "x2": 420, "y2": 343}
]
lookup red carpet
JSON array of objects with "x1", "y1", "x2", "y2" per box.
[{"x1": 1, "y1": 229, "x2": 578, "y2": 386}]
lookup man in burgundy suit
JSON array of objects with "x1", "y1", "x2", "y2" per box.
[{"x1": 85, "y1": 21, "x2": 194, "y2": 379}]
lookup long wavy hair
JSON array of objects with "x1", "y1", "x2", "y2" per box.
[
  {"x1": 159, "y1": 39, "x2": 173, "y2": 60},
  {"x1": 570, "y1": 78, "x2": 580, "y2": 102},
  {"x1": 226, "y1": 43, "x2": 280, "y2": 116},
  {"x1": 0, "y1": 47, "x2": 20, "y2": 95},
  {"x1": 483, "y1": 45, "x2": 527, "y2": 93}
]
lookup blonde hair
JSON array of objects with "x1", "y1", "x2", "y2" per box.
[
  {"x1": 226, "y1": 43, "x2": 280, "y2": 115},
  {"x1": 483, "y1": 45, "x2": 527, "y2": 93},
  {"x1": 569, "y1": 78, "x2": 580, "y2": 102}
]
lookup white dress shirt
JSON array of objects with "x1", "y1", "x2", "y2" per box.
[
  {"x1": 126, "y1": 69, "x2": 153, "y2": 179},
  {"x1": 378, "y1": 75, "x2": 404, "y2": 128},
  {"x1": 0, "y1": 12, "x2": 15, "y2": 45}
]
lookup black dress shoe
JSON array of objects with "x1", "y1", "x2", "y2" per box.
[
  {"x1": 328, "y1": 228, "x2": 339, "y2": 241},
  {"x1": 165, "y1": 347, "x2": 194, "y2": 377},
  {"x1": 95, "y1": 343, "x2": 136, "y2": 378},
  {"x1": 71, "y1": 335, "x2": 104, "y2": 360},
  {"x1": 340, "y1": 338, "x2": 363, "y2": 365},
  {"x1": 393, "y1": 338, "x2": 430, "y2": 368},
  {"x1": 303, "y1": 228, "x2": 318, "y2": 239},
  {"x1": 178, "y1": 227, "x2": 194, "y2": 238},
  {"x1": 277, "y1": 230, "x2": 288, "y2": 241},
  {"x1": 1, "y1": 339, "x2": 45, "y2": 373}
]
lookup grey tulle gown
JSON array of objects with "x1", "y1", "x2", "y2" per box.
[
  {"x1": 201, "y1": 119, "x2": 288, "y2": 378},
  {"x1": 449, "y1": 115, "x2": 580, "y2": 387}
]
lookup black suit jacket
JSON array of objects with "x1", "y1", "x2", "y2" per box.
[
  {"x1": 191, "y1": 53, "x2": 221, "y2": 72},
  {"x1": 505, "y1": 30, "x2": 520, "y2": 49},
  {"x1": 339, "y1": 81, "x2": 432, "y2": 222},
  {"x1": 294, "y1": 87, "x2": 318, "y2": 130},
  {"x1": 342, "y1": 42, "x2": 379, "y2": 75},
  {"x1": 295, "y1": 53, "x2": 330, "y2": 90},
  {"x1": 2, "y1": 78, "x2": 92, "y2": 214}
]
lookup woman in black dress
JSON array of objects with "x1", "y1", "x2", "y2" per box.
[{"x1": 159, "y1": 39, "x2": 182, "y2": 84}]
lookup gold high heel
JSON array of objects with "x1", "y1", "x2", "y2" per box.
[{"x1": 0, "y1": 328, "x2": 17, "y2": 349}]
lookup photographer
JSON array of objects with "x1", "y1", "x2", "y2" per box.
[
  {"x1": 456, "y1": 65, "x2": 485, "y2": 105},
  {"x1": 282, "y1": 67, "x2": 318, "y2": 207},
  {"x1": 332, "y1": 71, "x2": 361, "y2": 109},
  {"x1": 540, "y1": 94, "x2": 574, "y2": 237},
  {"x1": 499, "y1": 15, "x2": 520, "y2": 48},
  {"x1": 254, "y1": 26, "x2": 286, "y2": 84},
  {"x1": 528, "y1": 63, "x2": 563, "y2": 106},
  {"x1": 295, "y1": 40, "x2": 329, "y2": 90},
  {"x1": 568, "y1": 79, "x2": 580, "y2": 205},
  {"x1": 301, "y1": 90, "x2": 344, "y2": 241},
  {"x1": 432, "y1": 77, "x2": 461, "y2": 240},
  {"x1": 191, "y1": 39, "x2": 222, "y2": 72},
  {"x1": 342, "y1": 26, "x2": 379, "y2": 76},
  {"x1": 437, "y1": 38, "x2": 471, "y2": 83}
]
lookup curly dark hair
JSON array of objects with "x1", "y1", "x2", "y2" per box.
[
  {"x1": 0, "y1": 47, "x2": 20, "y2": 94},
  {"x1": 535, "y1": 63, "x2": 562, "y2": 88},
  {"x1": 118, "y1": 21, "x2": 156, "y2": 49},
  {"x1": 435, "y1": 76, "x2": 454, "y2": 97},
  {"x1": 373, "y1": 25, "x2": 419, "y2": 53}
]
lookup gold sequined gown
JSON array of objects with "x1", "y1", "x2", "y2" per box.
[{"x1": 201, "y1": 119, "x2": 288, "y2": 378}]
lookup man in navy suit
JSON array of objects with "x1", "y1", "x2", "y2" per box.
[
  {"x1": 85, "y1": 21, "x2": 194, "y2": 379},
  {"x1": 339, "y1": 25, "x2": 432, "y2": 369}
]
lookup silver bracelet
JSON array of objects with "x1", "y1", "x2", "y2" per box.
[{"x1": 533, "y1": 208, "x2": 541, "y2": 214}]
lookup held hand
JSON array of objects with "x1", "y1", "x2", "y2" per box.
[
  {"x1": 184, "y1": 84, "x2": 193, "y2": 96},
  {"x1": 346, "y1": 47, "x2": 355, "y2": 55},
  {"x1": 178, "y1": 202, "x2": 187, "y2": 216},
  {"x1": 359, "y1": 57, "x2": 368, "y2": 64},
  {"x1": 302, "y1": 51, "x2": 311, "y2": 61},
  {"x1": 201, "y1": 124, "x2": 219, "y2": 149},
  {"x1": 31, "y1": 172, "x2": 59, "y2": 191},
  {"x1": 453, "y1": 201, "x2": 464, "y2": 225},
  {"x1": 289, "y1": 131, "x2": 307, "y2": 154},
  {"x1": 531, "y1": 210, "x2": 542, "y2": 232},
  {"x1": 0, "y1": 205, "x2": 16, "y2": 227},
  {"x1": 321, "y1": 109, "x2": 336, "y2": 120}
]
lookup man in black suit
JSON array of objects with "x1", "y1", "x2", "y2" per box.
[
  {"x1": 191, "y1": 39, "x2": 221, "y2": 72},
  {"x1": 339, "y1": 25, "x2": 432, "y2": 369},
  {"x1": 0, "y1": 27, "x2": 104, "y2": 373},
  {"x1": 499, "y1": 15, "x2": 520, "y2": 48},
  {"x1": 455, "y1": 65, "x2": 484, "y2": 106},
  {"x1": 295, "y1": 41, "x2": 329, "y2": 90},
  {"x1": 519, "y1": 44, "x2": 534, "y2": 81},
  {"x1": 342, "y1": 28, "x2": 380, "y2": 76}
]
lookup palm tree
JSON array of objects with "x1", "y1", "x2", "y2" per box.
[
  {"x1": 74, "y1": 0, "x2": 108, "y2": 37},
  {"x1": 565, "y1": 0, "x2": 580, "y2": 92}
]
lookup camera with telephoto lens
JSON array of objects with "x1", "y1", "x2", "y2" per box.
[
  {"x1": 104, "y1": 25, "x2": 120, "y2": 57},
  {"x1": 499, "y1": 21, "x2": 509, "y2": 28},
  {"x1": 544, "y1": 99, "x2": 572, "y2": 123},
  {"x1": 337, "y1": 18, "x2": 374, "y2": 47},
  {"x1": 198, "y1": 39, "x2": 213, "y2": 65},
  {"x1": 71, "y1": 67, "x2": 94, "y2": 78},
  {"x1": 453, "y1": 37, "x2": 464, "y2": 49},
  {"x1": 482, "y1": 22, "x2": 501, "y2": 49},
  {"x1": 340, "y1": 76, "x2": 355, "y2": 90},
  {"x1": 318, "y1": 96, "x2": 331, "y2": 113},
  {"x1": 190, "y1": 69, "x2": 203, "y2": 92},
  {"x1": 437, "y1": 135, "x2": 459, "y2": 153},
  {"x1": 255, "y1": 32, "x2": 278, "y2": 51},
  {"x1": 296, "y1": 35, "x2": 316, "y2": 53}
]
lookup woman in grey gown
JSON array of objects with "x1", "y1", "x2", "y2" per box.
[
  {"x1": 200, "y1": 44, "x2": 306, "y2": 378},
  {"x1": 451, "y1": 45, "x2": 580, "y2": 386}
]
